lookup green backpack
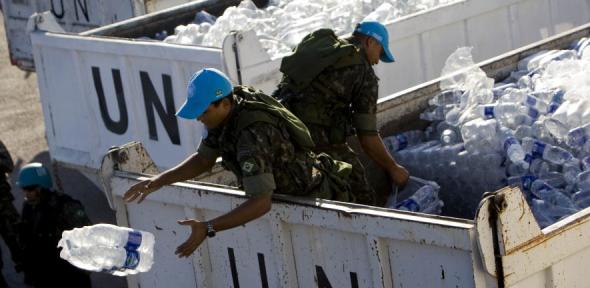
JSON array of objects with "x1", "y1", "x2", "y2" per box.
[
  {"x1": 280, "y1": 29, "x2": 364, "y2": 91},
  {"x1": 234, "y1": 86, "x2": 316, "y2": 152},
  {"x1": 234, "y1": 86, "x2": 354, "y2": 202}
]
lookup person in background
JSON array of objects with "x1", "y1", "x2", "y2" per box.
[
  {"x1": 17, "y1": 162, "x2": 92, "y2": 288},
  {"x1": 0, "y1": 140, "x2": 22, "y2": 287},
  {"x1": 273, "y1": 20, "x2": 409, "y2": 206}
]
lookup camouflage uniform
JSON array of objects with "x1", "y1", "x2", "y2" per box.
[
  {"x1": 198, "y1": 88, "x2": 352, "y2": 201},
  {"x1": 274, "y1": 37, "x2": 379, "y2": 205},
  {"x1": 0, "y1": 140, "x2": 22, "y2": 286},
  {"x1": 19, "y1": 189, "x2": 92, "y2": 287}
]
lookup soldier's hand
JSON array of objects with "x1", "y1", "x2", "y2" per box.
[
  {"x1": 175, "y1": 219, "x2": 207, "y2": 258},
  {"x1": 389, "y1": 164, "x2": 409, "y2": 188},
  {"x1": 123, "y1": 178, "x2": 162, "y2": 203}
]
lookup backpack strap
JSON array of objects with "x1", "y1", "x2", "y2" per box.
[{"x1": 234, "y1": 87, "x2": 316, "y2": 151}]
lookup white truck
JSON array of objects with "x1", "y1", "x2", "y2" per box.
[
  {"x1": 25, "y1": 0, "x2": 590, "y2": 286},
  {"x1": 104, "y1": 22, "x2": 590, "y2": 287},
  {"x1": 0, "y1": 0, "x2": 251, "y2": 70},
  {"x1": 28, "y1": 0, "x2": 590, "y2": 180},
  {"x1": 99, "y1": 141, "x2": 590, "y2": 287}
]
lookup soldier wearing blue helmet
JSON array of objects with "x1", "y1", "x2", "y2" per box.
[
  {"x1": 124, "y1": 68, "x2": 353, "y2": 257},
  {"x1": 17, "y1": 162, "x2": 92, "y2": 287},
  {"x1": 273, "y1": 20, "x2": 410, "y2": 206}
]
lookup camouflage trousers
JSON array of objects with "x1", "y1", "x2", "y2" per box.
[{"x1": 313, "y1": 144, "x2": 376, "y2": 206}]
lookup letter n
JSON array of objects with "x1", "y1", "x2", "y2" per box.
[{"x1": 140, "y1": 71, "x2": 180, "y2": 145}]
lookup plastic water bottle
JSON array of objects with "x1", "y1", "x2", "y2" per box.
[
  {"x1": 476, "y1": 103, "x2": 539, "y2": 126},
  {"x1": 576, "y1": 170, "x2": 590, "y2": 190},
  {"x1": 530, "y1": 180, "x2": 577, "y2": 209},
  {"x1": 194, "y1": 11, "x2": 217, "y2": 24},
  {"x1": 492, "y1": 83, "x2": 517, "y2": 98},
  {"x1": 393, "y1": 177, "x2": 441, "y2": 213},
  {"x1": 572, "y1": 189, "x2": 590, "y2": 209},
  {"x1": 514, "y1": 125, "x2": 534, "y2": 140},
  {"x1": 428, "y1": 89, "x2": 462, "y2": 106},
  {"x1": 507, "y1": 175, "x2": 537, "y2": 191},
  {"x1": 498, "y1": 89, "x2": 548, "y2": 112},
  {"x1": 58, "y1": 224, "x2": 155, "y2": 276},
  {"x1": 440, "y1": 129, "x2": 460, "y2": 145},
  {"x1": 546, "y1": 89, "x2": 565, "y2": 114},
  {"x1": 531, "y1": 199, "x2": 578, "y2": 228},
  {"x1": 581, "y1": 156, "x2": 590, "y2": 171},
  {"x1": 521, "y1": 137, "x2": 573, "y2": 165},
  {"x1": 570, "y1": 37, "x2": 590, "y2": 58},
  {"x1": 500, "y1": 127, "x2": 528, "y2": 168},
  {"x1": 563, "y1": 160, "x2": 581, "y2": 185},
  {"x1": 567, "y1": 122, "x2": 590, "y2": 148},
  {"x1": 383, "y1": 130, "x2": 425, "y2": 152}
]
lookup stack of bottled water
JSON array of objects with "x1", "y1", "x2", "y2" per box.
[
  {"x1": 383, "y1": 37, "x2": 590, "y2": 224},
  {"x1": 158, "y1": 0, "x2": 459, "y2": 58},
  {"x1": 58, "y1": 224, "x2": 155, "y2": 276},
  {"x1": 386, "y1": 176, "x2": 444, "y2": 214}
]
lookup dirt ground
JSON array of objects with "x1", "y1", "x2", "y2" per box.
[{"x1": 0, "y1": 11, "x2": 127, "y2": 288}]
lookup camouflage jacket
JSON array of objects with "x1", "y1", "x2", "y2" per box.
[
  {"x1": 19, "y1": 189, "x2": 91, "y2": 286},
  {"x1": 273, "y1": 37, "x2": 380, "y2": 146},
  {"x1": 19, "y1": 189, "x2": 91, "y2": 252},
  {"x1": 198, "y1": 92, "x2": 321, "y2": 198}
]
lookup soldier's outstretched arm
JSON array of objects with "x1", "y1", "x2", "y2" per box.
[
  {"x1": 358, "y1": 134, "x2": 409, "y2": 187},
  {"x1": 124, "y1": 153, "x2": 216, "y2": 203},
  {"x1": 174, "y1": 194, "x2": 272, "y2": 258}
]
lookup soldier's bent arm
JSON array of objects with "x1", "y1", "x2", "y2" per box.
[{"x1": 358, "y1": 134, "x2": 409, "y2": 187}]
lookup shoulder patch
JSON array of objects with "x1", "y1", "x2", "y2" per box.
[{"x1": 241, "y1": 159, "x2": 257, "y2": 173}]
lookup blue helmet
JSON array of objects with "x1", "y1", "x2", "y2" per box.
[
  {"x1": 17, "y1": 162, "x2": 53, "y2": 190},
  {"x1": 354, "y1": 21, "x2": 395, "y2": 63},
  {"x1": 176, "y1": 68, "x2": 233, "y2": 119}
]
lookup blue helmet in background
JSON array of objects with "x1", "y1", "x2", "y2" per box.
[
  {"x1": 176, "y1": 68, "x2": 233, "y2": 119},
  {"x1": 17, "y1": 162, "x2": 53, "y2": 190}
]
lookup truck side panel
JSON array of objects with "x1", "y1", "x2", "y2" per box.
[
  {"x1": 32, "y1": 32, "x2": 223, "y2": 170},
  {"x1": 31, "y1": 0, "x2": 590, "y2": 174},
  {"x1": 109, "y1": 174, "x2": 484, "y2": 288},
  {"x1": 229, "y1": 0, "x2": 590, "y2": 98}
]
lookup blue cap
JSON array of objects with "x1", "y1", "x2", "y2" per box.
[
  {"x1": 176, "y1": 68, "x2": 233, "y2": 119},
  {"x1": 17, "y1": 162, "x2": 53, "y2": 189},
  {"x1": 354, "y1": 21, "x2": 395, "y2": 63}
]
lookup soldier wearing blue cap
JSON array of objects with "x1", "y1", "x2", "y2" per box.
[
  {"x1": 17, "y1": 162, "x2": 92, "y2": 287},
  {"x1": 273, "y1": 20, "x2": 409, "y2": 207},
  {"x1": 124, "y1": 68, "x2": 352, "y2": 257}
]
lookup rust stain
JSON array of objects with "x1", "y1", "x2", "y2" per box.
[
  {"x1": 517, "y1": 199, "x2": 525, "y2": 221},
  {"x1": 506, "y1": 214, "x2": 590, "y2": 254}
]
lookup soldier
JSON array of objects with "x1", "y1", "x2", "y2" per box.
[
  {"x1": 273, "y1": 20, "x2": 410, "y2": 206},
  {"x1": 124, "y1": 68, "x2": 352, "y2": 257},
  {"x1": 17, "y1": 163, "x2": 92, "y2": 288},
  {"x1": 0, "y1": 140, "x2": 22, "y2": 287}
]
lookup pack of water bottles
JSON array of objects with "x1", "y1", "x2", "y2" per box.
[
  {"x1": 386, "y1": 176, "x2": 444, "y2": 214},
  {"x1": 383, "y1": 37, "x2": 590, "y2": 224},
  {"x1": 58, "y1": 224, "x2": 155, "y2": 276}
]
